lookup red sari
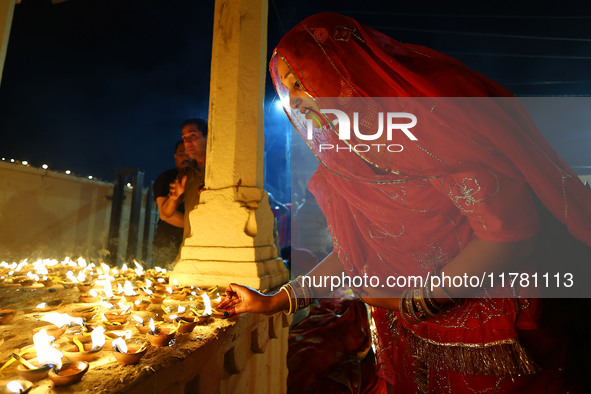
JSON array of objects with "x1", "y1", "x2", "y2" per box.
[{"x1": 270, "y1": 13, "x2": 591, "y2": 392}]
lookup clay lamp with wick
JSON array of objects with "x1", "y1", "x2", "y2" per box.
[
  {"x1": 79, "y1": 289, "x2": 101, "y2": 303},
  {"x1": 132, "y1": 298, "x2": 150, "y2": 311},
  {"x1": 76, "y1": 283, "x2": 93, "y2": 294},
  {"x1": 13, "y1": 355, "x2": 53, "y2": 382},
  {"x1": 145, "y1": 318, "x2": 178, "y2": 347},
  {"x1": 0, "y1": 379, "x2": 33, "y2": 394},
  {"x1": 111, "y1": 338, "x2": 148, "y2": 365},
  {"x1": 150, "y1": 293, "x2": 165, "y2": 304},
  {"x1": 15, "y1": 328, "x2": 63, "y2": 382},
  {"x1": 166, "y1": 285, "x2": 187, "y2": 301},
  {"x1": 48, "y1": 361, "x2": 89, "y2": 387},
  {"x1": 70, "y1": 306, "x2": 98, "y2": 321},
  {"x1": 101, "y1": 329, "x2": 133, "y2": 350},
  {"x1": 35, "y1": 300, "x2": 62, "y2": 312},
  {"x1": 132, "y1": 315, "x2": 155, "y2": 334},
  {"x1": 104, "y1": 310, "x2": 130, "y2": 324},
  {"x1": 162, "y1": 305, "x2": 189, "y2": 322},
  {"x1": 61, "y1": 326, "x2": 105, "y2": 362}
]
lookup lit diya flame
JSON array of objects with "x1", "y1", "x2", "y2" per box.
[
  {"x1": 89, "y1": 289, "x2": 98, "y2": 297},
  {"x1": 117, "y1": 283, "x2": 124, "y2": 294},
  {"x1": 6, "y1": 381, "x2": 25, "y2": 393},
  {"x1": 201, "y1": 293, "x2": 212, "y2": 316},
  {"x1": 121, "y1": 263, "x2": 129, "y2": 272},
  {"x1": 77, "y1": 257, "x2": 87, "y2": 268},
  {"x1": 172, "y1": 279, "x2": 178, "y2": 288},
  {"x1": 145, "y1": 279, "x2": 152, "y2": 288},
  {"x1": 148, "y1": 318, "x2": 156, "y2": 334},
  {"x1": 104, "y1": 280, "x2": 114, "y2": 299},
  {"x1": 132, "y1": 315, "x2": 144, "y2": 325},
  {"x1": 143, "y1": 288, "x2": 153, "y2": 296},
  {"x1": 99, "y1": 301, "x2": 114, "y2": 309},
  {"x1": 123, "y1": 281, "x2": 136, "y2": 296},
  {"x1": 133, "y1": 260, "x2": 144, "y2": 276},
  {"x1": 90, "y1": 326, "x2": 106, "y2": 350},
  {"x1": 117, "y1": 302, "x2": 132, "y2": 312},
  {"x1": 100, "y1": 263, "x2": 111, "y2": 275},
  {"x1": 33, "y1": 328, "x2": 63, "y2": 370},
  {"x1": 36, "y1": 302, "x2": 47, "y2": 309},
  {"x1": 111, "y1": 337, "x2": 128, "y2": 353},
  {"x1": 166, "y1": 287, "x2": 173, "y2": 295},
  {"x1": 177, "y1": 305, "x2": 186, "y2": 314},
  {"x1": 42, "y1": 312, "x2": 83, "y2": 328}
]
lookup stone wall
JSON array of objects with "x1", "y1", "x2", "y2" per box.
[{"x1": 0, "y1": 161, "x2": 156, "y2": 262}]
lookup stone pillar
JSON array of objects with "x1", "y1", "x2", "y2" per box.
[
  {"x1": 0, "y1": 0, "x2": 15, "y2": 86},
  {"x1": 172, "y1": 0, "x2": 289, "y2": 290}
]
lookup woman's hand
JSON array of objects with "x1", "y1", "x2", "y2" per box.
[{"x1": 216, "y1": 283, "x2": 289, "y2": 317}]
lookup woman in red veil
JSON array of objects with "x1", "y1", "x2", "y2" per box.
[{"x1": 218, "y1": 13, "x2": 591, "y2": 392}]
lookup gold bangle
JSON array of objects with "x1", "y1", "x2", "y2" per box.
[
  {"x1": 418, "y1": 286, "x2": 439, "y2": 318},
  {"x1": 399, "y1": 289, "x2": 419, "y2": 325},
  {"x1": 280, "y1": 285, "x2": 293, "y2": 315}
]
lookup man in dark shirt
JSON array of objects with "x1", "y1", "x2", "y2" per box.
[
  {"x1": 152, "y1": 140, "x2": 190, "y2": 267},
  {"x1": 165, "y1": 118, "x2": 207, "y2": 242}
]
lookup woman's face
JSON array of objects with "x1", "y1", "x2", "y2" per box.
[{"x1": 276, "y1": 56, "x2": 321, "y2": 120}]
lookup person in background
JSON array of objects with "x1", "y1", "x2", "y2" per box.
[
  {"x1": 165, "y1": 118, "x2": 208, "y2": 243},
  {"x1": 152, "y1": 140, "x2": 190, "y2": 268}
]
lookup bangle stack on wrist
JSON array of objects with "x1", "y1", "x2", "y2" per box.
[
  {"x1": 399, "y1": 284, "x2": 462, "y2": 324},
  {"x1": 280, "y1": 276, "x2": 314, "y2": 315}
]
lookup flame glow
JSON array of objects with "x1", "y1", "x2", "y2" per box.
[
  {"x1": 104, "y1": 280, "x2": 114, "y2": 298},
  {"x1": 91, "y1": 326, "x2": 106, "y2": 349},
  {"x1": 41, "y1": 312, "x2": 83, "y2": 328},
  {"x1": 149, "y1": 318, "x2": 156, "y2": 333},
  {"x1": 33, "y1": 329, "x2": 63, "y2": 369},
  {"x1": 123, "y1": 281, "x2": 136, "y2": 296},
  {"x1": 132, "y1": 315, "x2": 143, "y2": 324},
  {"x1": 201, "y1": 293, "x2": 212, "y2": 316},
  {"x1": 6, "y1": 381, "x2": 25, "y2": 393},
  {"x1": 111, "y1": 337, "x2": 128, "y2": 353}
]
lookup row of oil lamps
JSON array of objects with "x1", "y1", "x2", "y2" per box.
[{"x1": 0, "y1": 258, "x2": 219, "y2": 393}]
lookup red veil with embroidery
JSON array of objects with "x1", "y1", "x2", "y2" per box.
[{"x1": 271, "y1": 12, "x2": 591, "y2": 391}]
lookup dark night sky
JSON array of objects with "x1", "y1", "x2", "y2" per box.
[{"x1": 1, "y1": 0, "x2": 591, "y2": 199}]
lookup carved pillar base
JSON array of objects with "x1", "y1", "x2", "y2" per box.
[{"x1": 171, "y1": 186, "x2": 289, "y2": 290}]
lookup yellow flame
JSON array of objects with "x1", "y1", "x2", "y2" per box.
[
  {"x1": 7, "y1": 381, "x2": 25, "y2": 393},
  {"x1": 132, "y1": 315, "x2": 144, "y2": 324},
  {"x1": 111, "y1": 337, "x2": 128, "y2": 353},
  {"x1": 33, "y1": 329, "x2": 63, "y2": 369},
  {"x1": 91, "y1": 326, "x2": 106, "y2": 349},
  {"x1": 201, "y1": 293, "x2": 212, "y2": 316}
]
